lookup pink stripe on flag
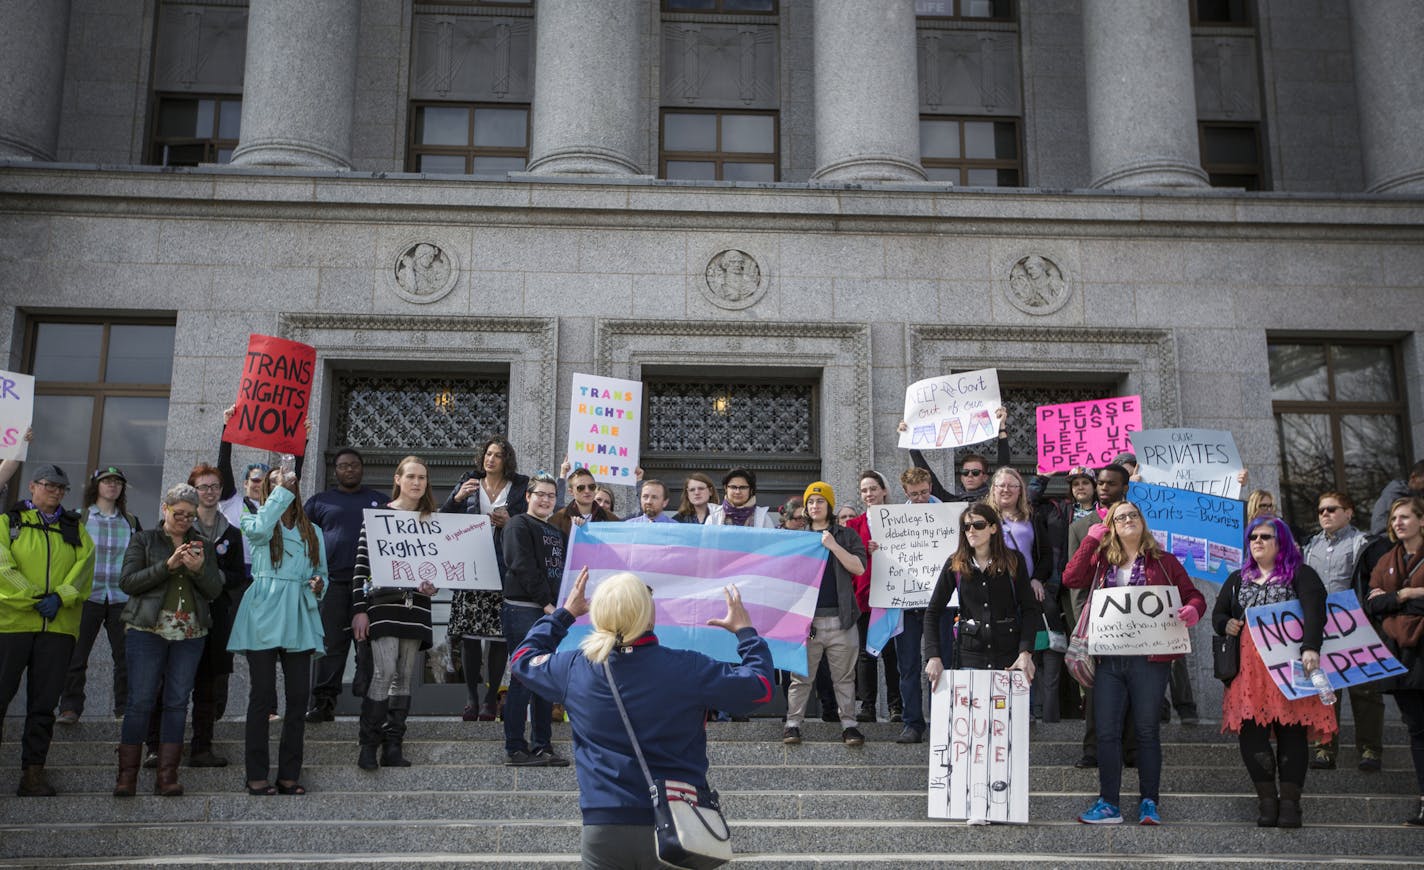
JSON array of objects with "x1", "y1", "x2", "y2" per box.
[
  {"x1": 571, "y1": 541, "x2": 827, "y2": 588},
  {"x1": 655, "y1": 597, "x2": 813, "y2": 645}
]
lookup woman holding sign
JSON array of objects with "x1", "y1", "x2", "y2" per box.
[
  {"x1": 350, "y1": 456, "x2": 439, "y2": 771},
  {"x1": 1063, "y1": 501, "x2": 1206, "y2": 826},
  {"x1": 1366, "y1": 496, "x2": 1424, "y2": 826},
  {"x1": 1213, "y1": 515, "x2": 1332, "y2": 828},
  {"x1": 228, "y1": 466, "x2": 328, "y2": 796}
]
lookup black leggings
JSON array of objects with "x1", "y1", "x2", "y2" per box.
[
  {"x1": 244, "y1": 649, "x2": 311, "y2": 784},
  {"x1": 462, "y1": 638, "x2": 506, "y2": 708},
  {"x1": 1238, "y1": 720, "x2": 1308, "y2": 787}
]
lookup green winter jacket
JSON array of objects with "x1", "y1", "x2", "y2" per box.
[{"x1": 0, "y1": 506, "x2": 96, "y2": 637}]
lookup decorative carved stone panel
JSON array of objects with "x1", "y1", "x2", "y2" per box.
[
  {"x1": 1192, "y1": 34, "x2": 1260, "y2": 121},
  {"x1": 389, "y1": 240, "x2": 460, "y2": 304},
  {"x1": 411, "y1": 13, "x2": 534, "y2": 102},
  {"x1": 701, "y1": 249, "x2": 768, "y2": 310},
  {"x1": 1001, "y1": 254, "x2": 1072, "y2": 316},
  {"x1": 662, "y1": 23, "x2": 779, "y2": 108},
  {"x1": 153, "y1": 3, "x2": 248, "y2": 93},
  {"x1": 916, "y1": 30, "x2": 1021, "y2": 116}
]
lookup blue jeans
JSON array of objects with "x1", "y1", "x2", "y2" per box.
[
  {"x1": 502, "y1": 603, "x2": 553, "y2": 754},
  {"x1": 122, "y1": 628, "x2": 206, "y2": 745},
  {"x1": 894, "y1": 608, "x2": 954, "y2": 733},
  {"x1": 1092, "y1": 655, "x2": 1171, "y2": 806}
]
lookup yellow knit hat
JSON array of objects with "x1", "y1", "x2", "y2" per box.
[{"x1": 802, "y1": 480, "x2": 835, "y2": 512}]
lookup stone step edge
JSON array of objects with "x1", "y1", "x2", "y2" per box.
[{"x1": 0, "y1": 788, "x2": 1408, "y2": 800}]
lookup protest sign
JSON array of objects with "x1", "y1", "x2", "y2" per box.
[
  {"x1": 566, "y1": 373, "x2": 641, "y2": 485},
  {"x1": 1035, "y1": 395, "x2": 1141, "y2": 473},
  {"x1": 1246, "y1": 590, "x2": 1406, "y2": 700},
  {"x1": 221, "y1": 334, "x2": 316, "y2": 456},
  {"x1": 866, "y1": 502, "x2": 967, "y2": 609},
  {"x1": 1087, "y1": 585, "x2": 1189, "y2": 656},
  {"x1": 0, "y1": 369, "x2": 34, "y2": 461},
  {"x1": 1127, "y1": 481, "x2": 1245, "y2": 584},
  {"x1": 899, "y1": 369, "x2": 1002, "y2": 450},
  {"x1": 556, "y1": 521, "x2": 829, "y2": 675},
  {"x1": 362, "y1": 509, "x2": 500, "y2": 591},
  {"x1": 928, "y1": 669, "x2": 1029, "y2": 824},
  {"x1": 1130, "y1": 428, "x2": 1244, "y2": 499}
]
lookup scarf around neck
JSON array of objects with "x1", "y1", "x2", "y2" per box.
[
  {"x1": 721, "y1": 496, "x2": 758, "y2": 527},
  {"x1": 1378, "y1": 544, "x2": 1424, "y2": 650}
]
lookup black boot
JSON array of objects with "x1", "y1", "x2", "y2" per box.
[
  {"x1": 1253, "y1": 781, "x2": 1279, "y2": 827},
  {"x1": 381, "y1": 696, "x2": 413, "y2": 767},
  {"x1": 357, "y1": 697, "x2": 387, "y2": 771},
  {"x1": 1278, "y1": 782, "x2": 1303, "y2": 829}
]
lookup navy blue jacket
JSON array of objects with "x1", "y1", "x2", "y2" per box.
[
  {"x1": 511, "y1": 608, "x2": 774, "y2": 825},
  {"x1": 303, "y1": 486, "x2": 389, "y2": 579}
]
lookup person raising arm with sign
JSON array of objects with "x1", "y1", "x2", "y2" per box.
[
  {"x1": 1365, "y1": 496, "x2": 1424, "y2": 826},
  {"x1": 1212, "y1": 515, "x2": 1332, "y2": 829},
  {"x1": 350, "y1": 456, "x2": 439, "y2": 771},
  {"x1": 1063, "y1": 500, "x2": 1205, "y2": 827}
]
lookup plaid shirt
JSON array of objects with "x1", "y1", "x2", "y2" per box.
[{"x1": 85, "y1": 507, "x2": 133, "y2": 604}]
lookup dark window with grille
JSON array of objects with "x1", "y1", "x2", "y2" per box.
[
  {"x1": 149, "y1": 95, "x2": 241, "y2": 166},
  {"x1": 915, "y1": 0, "x2": 1014, "y2": 20},
  {"x1": 920, "y1": 116, "x2": 1021, "y2": 187},
  {"x1": 1191, "y1": 0, "x2": 1251, "y2": 26},
  {"x1": 642, "y1": 376, "x2": 818, "y2": 510},
  {"x1": 407, "y1": 103, "x2": 530, "y2": 175},
  {"x1": 660, "y1": 110, "x2": 779, "y2": 182},
  {"x1": 1269, "y1": 339, "x2": 1410, "y2": 534},
  {"x1": 663, "y1": 0, "x2": 777, "y2": 13},
  {"x1": 1200, "y1": 122, "x2": 1263, "y2": 190}
]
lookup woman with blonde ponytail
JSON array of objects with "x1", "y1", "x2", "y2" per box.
[{"x1": 511, "y1": 569, "x2": 775, "y2": 868}]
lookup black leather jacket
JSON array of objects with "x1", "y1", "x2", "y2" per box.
[{"x1": 119, "y1": 527, "x2": 224, "y2": 630}]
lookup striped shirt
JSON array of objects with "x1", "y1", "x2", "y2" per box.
[
  {"x1": 85, "y1": 507, "x2": 133, "y2": 605},
  {"x1": 352, "y1": 525, "x2": 433, "y2": 648}
]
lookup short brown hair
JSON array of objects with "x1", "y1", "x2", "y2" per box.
[
  {"x1": 1316, "y1": 490, "x2": 1354, "y2": 512},
  {"x1": 188, "y1": 463, "x2": 222, "y2": 486}
]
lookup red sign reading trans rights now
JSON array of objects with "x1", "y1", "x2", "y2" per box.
[{"x1": 222, "y1": 334, "x2": 316, "y2": 456}]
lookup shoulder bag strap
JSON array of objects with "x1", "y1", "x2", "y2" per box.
[{"x1": 604, "y1": 659, "x2": 660, "y2": 808}]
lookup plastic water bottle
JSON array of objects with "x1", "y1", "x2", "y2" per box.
[{"x1": 1310, "y1": 669, "x2": 1337, "y2": 706}]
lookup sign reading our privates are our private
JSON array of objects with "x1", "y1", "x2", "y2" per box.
[
  {"x1": 566, "y1": 373, "x2": 641, "y2": 485},
  {"x1": 1035, "y1": 396, "x2": 1142, "y2": 474},
  {"x1": 362, "y1": 509, "x2": 501, "y2": 591}
]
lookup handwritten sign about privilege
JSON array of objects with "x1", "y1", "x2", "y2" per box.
[
  {"x1": 1246, "y1": 590, "x2": 1406, "y2": 700},
  {"x1": 1131, "y1": 428, "x2": 1244, "y2": 499},
  {"x1": 1087, "y1": 585, "x2": 1189, "y2": 656},
  {"x1": 900, "y1": 368, "x2": 1002, "y2": 450},
  {"x1": 362, "y1": 509, "x2": 500, "y2": 591},
  {"x1": 928, "y1": 669, "x2": 1030, "y2": 824},
  {"x1": 221, "y1": 334, "x2": 316, "y2": 456},
  {"x1": 1128, "y1": 481, "x2": 1244, "y2": 584},
  {"x1": 867, "y1": 502, "x2": 967, "y2": 609},
  {"x1": 0, "y1": 369, "x2": 34, "y2": 461},
  {"x1": 566, "y1": 373, "x2": 641, "y2": 485},
  {"x1": 1035, "y1": 395, "x2": 1141, "y2": 473}
]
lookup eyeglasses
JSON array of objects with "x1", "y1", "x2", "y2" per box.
[
  {"x1": 194, "y1": 483, "x2": 221, "y2": 493},
  {"x1": 790, "y1": 513, "x2": 806, "y2": 522},
  {"x1": 964, "y1": 520, "x2": 992, "y2": 531},
  {"x1": 573, "y1": 484, "x2": 597, "y2": 493},
  {"x1": 1248, "y1": 533, "x2": 1276, "y2": 542},
  {"x1": 960, "y1": 469, "x2": 985, "y2": 478},
  {"x1": 529, "y1": 489, "x2": 557, "y2": 499},
  {"x1": 35, "y1": 481, "x2": 69, "y2": 493},
  {"x1": 992, "y1": 483, "x2": 1021, "y2": 492},
  {"x1": 247, "y1": 476, "x2": 265, "y2": 484},
  {"x1": 167, "y1": 510, "x2": 196, "y2": 522},
  {"x1": 1113, "y1": 512, "x2": 1142, "y2": 525},
  {"x1": 334, "y1": 462, "x2": 361, "y2": 470},
  {"x1": 725, "y1": 484, "x2": 750, "y2": 491},
  {"x1": 1317, "y1": 505, "x2": 1341, "y2": 515}
]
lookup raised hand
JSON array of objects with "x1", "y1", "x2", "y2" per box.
[{"x1": 707, "y1": 584, "x2": 752, "y2": 634}]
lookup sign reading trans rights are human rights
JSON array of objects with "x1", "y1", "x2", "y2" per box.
[{"x1": 566, "y1": 373, "x2": 642, "y2": 485}]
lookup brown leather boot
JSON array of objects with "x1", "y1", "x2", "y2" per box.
[
  {"x1": 154, "y1": 743, "x2": 184, "y2": 796},
  {"x1": 16, "y1": 765, "x2": 56, "y2": 797},
  {"x1": 114, "y1": 744, "x2": 142, "y2": 797}
]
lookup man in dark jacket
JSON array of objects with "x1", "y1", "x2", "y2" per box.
[{"x1": 500, "y1": 472, "x2": 571, "y2": 767}]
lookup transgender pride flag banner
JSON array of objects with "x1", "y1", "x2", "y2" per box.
[{"x1": 555, "y1": 521, "x2": 830, "y2": 676}]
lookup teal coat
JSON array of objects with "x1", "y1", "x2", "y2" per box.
[{"x1": 228, "y1": 487, "x2": 328, "y2": 653}]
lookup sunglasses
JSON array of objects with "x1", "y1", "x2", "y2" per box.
[
  {"x1": 573, "y1": 484, "x2": 597, "y2": 493},
  {"x1": 960, "y1": 469, "x2": 985, "y2": 477},
  {"x1": 1248, "y1": 533, "x2": 1276, "y2": 542},
  {"x1": 1317, "y1": 505, "x2": 1341, "y2": 515},
  {"x1": 963, "y1": 520, "x2": 992, "y2": 531}
]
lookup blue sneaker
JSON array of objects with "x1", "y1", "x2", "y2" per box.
[
  {"x1": 1078, "y1": 797, "x2": 1123, "y2": 825},
  {"x1": 1138, "y1": 798, "x2": 1161, "y2": 826}
]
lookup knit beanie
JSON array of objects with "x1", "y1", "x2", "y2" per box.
[{"x1": 802, "y1": 481, "x2": 835, "y2": 512}]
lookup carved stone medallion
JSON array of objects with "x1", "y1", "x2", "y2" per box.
[
  {"x1": 702, "y1": 249, "x2": 767, "y2": 310},
  {"x1": 1004, "y1": 254, "x2": 1071, "y2": 315},
  {"x1": 390, "y1": 241, "x2": 459, "y2": 304}
]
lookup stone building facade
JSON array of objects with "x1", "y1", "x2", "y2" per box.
[{"x1": 1, "y1": 0, "x2": 1421, "y2": 542}]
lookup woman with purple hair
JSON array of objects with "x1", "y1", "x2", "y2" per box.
[{"x1": 1213, "y1": 515, "x2": 1335, "y2": 829}]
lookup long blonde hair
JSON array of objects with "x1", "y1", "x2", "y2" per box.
[
  {"x1": 989, "y1": 467, "x2": 1032, "y2": 520},
  {"x1": 579, "y1": 572, "x2": 655, "y2": 665},
  {"x1": 1097, "y1": 500, "x2": 1165, "y2": 567}
]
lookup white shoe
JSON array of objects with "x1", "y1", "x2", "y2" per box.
[{"x1": 966, "y1": 817, "x2": 990, "y2": 826}]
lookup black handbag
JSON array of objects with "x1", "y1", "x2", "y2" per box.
[
  {"x1": 604, "y1": 660, "x2": 732, "y2": 870},
  {"x1": 1212, "y1": 633, "x2": 1240, "y2": 682}
]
